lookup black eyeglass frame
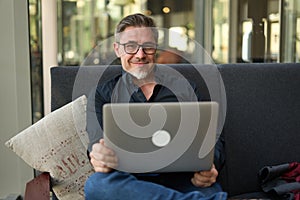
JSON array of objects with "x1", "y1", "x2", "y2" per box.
[{"x1": 117, "y1": 42, "x2": 158, "y2": 55}]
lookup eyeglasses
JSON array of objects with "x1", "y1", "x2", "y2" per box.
[{"x1": 117, "y1": 42, "x2": 157, "y2": 55}]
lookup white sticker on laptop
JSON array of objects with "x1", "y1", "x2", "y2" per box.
[{"x1": 152, "y1": 130, "x2": 171, "y2": 147}]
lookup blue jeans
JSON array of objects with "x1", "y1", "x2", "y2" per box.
[{"x1": 84, "y1": 171, "x2": 227, "y2": 200}]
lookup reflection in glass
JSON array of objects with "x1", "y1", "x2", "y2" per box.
[
  {"x1": 280, "y1": 0, "x2": 300, "y2": 62},
  {"x1": 212, "y1": 0, "x2": 229, "y2": 63},
  {"x1": 28, "y1": 0, "x2": 44, "y2": 123}
]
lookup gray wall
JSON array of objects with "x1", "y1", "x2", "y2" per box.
[{"x1": 0, "y1": 0, "x2": 33, "y2": 197}]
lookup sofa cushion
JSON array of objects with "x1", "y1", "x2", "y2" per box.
[{"x1": 5, "y1": 95, "x2": 93, "y2": 200}]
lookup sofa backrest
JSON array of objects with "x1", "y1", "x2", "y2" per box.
[
  {"x1": 51, "y1": 63, "x2": 300, "y2": 197},
  {"x1": 51, "y1": 64, "x2": 220, "y2": 110},
  {"x1": 218, "y1": 62, "x2": 300, "y2": 196},
  {"x1": 51, "y1": 65, "x2": 119, "y2": 111}
]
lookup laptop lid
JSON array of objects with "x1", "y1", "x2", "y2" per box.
[{"x1": 103, "y1": 101, "x2": 219, "y2": 173}]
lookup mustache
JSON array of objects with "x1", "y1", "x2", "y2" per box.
[{"x1": 130, "y1": 58, "x2": 149, "y2": 63}]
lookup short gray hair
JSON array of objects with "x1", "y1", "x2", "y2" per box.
[{"x1": 115, "y1": 13, "x2": 158, "y2": 42}]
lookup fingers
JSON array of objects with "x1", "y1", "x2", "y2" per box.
[
  {"x1": 91, "y1": 160, "x2": 113, "y2": 173},
  {"x1": 191, "y1": 164, "x2": 218, "y2": 188},
  {"x1": 89, "y1": 139, "x2": 118, "y2": 173}
]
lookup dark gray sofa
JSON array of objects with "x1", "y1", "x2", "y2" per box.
[{"x1": 30, "y1": 63, "x2": 300, "y2": 199}]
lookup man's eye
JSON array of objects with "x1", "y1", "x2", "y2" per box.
[
  {"x1": 143, "y1": 44, "x2": 156, "y2": 49},
  {"x1": 144, "y1": 45, "x2": 155, "y2": 49},
  {"x1": 126, "y1": 44, "x2": 137, "y2": 49}
]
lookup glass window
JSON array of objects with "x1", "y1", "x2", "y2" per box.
[
  {"x1": 28, "y1": 0, "x2": 44, "y2": 122},
  {"x1": 57, "y1": 0, "x2": 196, "y2": 66},
  {"x1": 212, "y1": 0, "x2": 229, "y2": 64},
  {"x1": 280, "y1": 0, "x2": 300, "y2": 62},
  {"x1": 33, "y1": 0, "x2": 300, "y2": 67},
  {"x1": 57, "y1": 0, "x2": 123, "y2": 66}
]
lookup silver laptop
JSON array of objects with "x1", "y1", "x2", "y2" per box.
[{"x1": 103, "y1": 101, "x2": 219, "y2": 173}]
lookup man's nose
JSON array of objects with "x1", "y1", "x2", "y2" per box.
[{"x1": 135, "y1": 46, "x2": 146, "y2": 57}]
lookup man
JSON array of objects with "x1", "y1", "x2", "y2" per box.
[{"x1": 85, "y1": 13, "x2": 226, "y2": 200}]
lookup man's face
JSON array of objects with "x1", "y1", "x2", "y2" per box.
[{"x1": 114, "y1": 26, "x2": 157, "y2": 80}]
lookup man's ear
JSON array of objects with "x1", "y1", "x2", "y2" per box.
[{"x1": 113, "y1": 42, "x2": 121, "y2": 57}]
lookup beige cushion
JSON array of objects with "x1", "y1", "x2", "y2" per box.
[{"x1": 5, "y1": 95, "x2": 94, "y2": 200}]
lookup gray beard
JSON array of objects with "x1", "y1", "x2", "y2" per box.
[{"x1": 130, "y1": 70, "x2": 149, "y2": 80}]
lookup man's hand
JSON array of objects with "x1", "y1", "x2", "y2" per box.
[
  {"x1": 191, "y1": 164, "x2": 218, "y2": 187},
  {"x1": 89, "y1": 139, "x2": 118, "y2": 173}
]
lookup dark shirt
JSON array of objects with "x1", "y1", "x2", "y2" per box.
[{"x1": 86, "y1": 65, "x2": 225, "y2": 171}]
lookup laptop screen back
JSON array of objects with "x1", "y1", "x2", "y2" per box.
[{"x1": 103, "y1": 101, "x2": 219, "y2": 173}]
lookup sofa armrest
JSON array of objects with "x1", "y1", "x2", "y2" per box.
[{"x1": 24, "y1": 172, "x2": 50, "y2": 200}]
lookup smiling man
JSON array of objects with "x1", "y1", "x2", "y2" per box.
[
  {"x1": 84, "y1": 13, "x2": 227, "y2": 200},
  {"x1": 114, "y1": 25, "x2": 158, "y2": 100}
]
